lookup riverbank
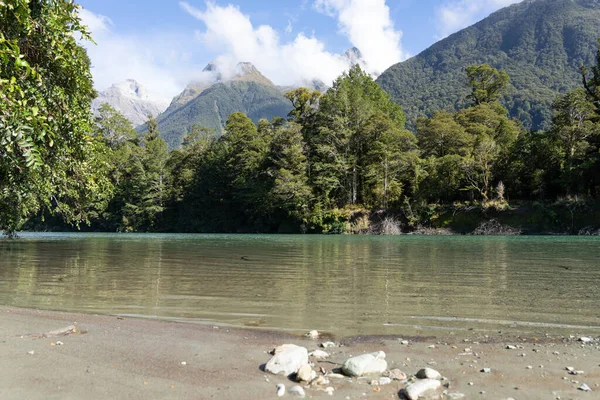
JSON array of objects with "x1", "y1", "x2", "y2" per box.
[{"x1": 1, "y1": 307, "x2": 598, "y2": 399}]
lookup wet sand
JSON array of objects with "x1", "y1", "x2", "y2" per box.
[{"x1": 0, "y1": 306, "x2": 598, "y2": 399}]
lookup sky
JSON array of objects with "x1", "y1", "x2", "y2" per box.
[{"x1": 77, "y1": 0, "x2": 524, "y2": 102}]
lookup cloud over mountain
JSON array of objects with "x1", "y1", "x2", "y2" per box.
[{"x1": 435, "y1": 0, "x2": 523, "y2": 38}]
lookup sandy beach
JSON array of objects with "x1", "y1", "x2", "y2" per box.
[{"x1": 0, "y1": 306, "x2": 598, "y2": 399}]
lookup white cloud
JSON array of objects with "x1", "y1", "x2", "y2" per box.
[
  {"x1": 313, "y1": 0, "x2": 405, "y2": 74},
  {"x1": 181, "y1": 0, "x2": 404, "y2": 86},
  {"x1": 435, "y1": 0, "x2": 523, "y2": 38},
  {"x1": 180, "y1": 1, "x2": 354, "y2": 86},
  {"x1": 78, "y1": 8, "x2": 199, "y2": 102}
]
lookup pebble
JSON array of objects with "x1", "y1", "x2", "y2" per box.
[
  {"x1": 276, "y1": 384, "x2": 285, "y2": 397},
  {"x1": 180, "y1": 361, "x2": 187, "y2": 366},
  {"x1": 526, "y1": 366, "x2": 533, "y2": 369},
  {"x1": 307, "y1": 330, "x2": 319, "y2": 339},
  {"x1": 27, "y1": 351, "x2": 34, "y2": 355},
  {"x1": 342, "y1": 351, "x2": 388, "y2": 377},
  {"x1": 569, "y1": 370, "x2": 584, "y2": 375},
  {"x1": 578, "y1": 383, "x2": 592, "y2": 392},
  {"x1": 56, "y1": 341, "x2": 64, "y2": 346},
  {"x1": 289, "y1": 385, "x2": 306, "y2": 398},
  {"x1": 401, "y1": 340, "x2": 410, "y2": 345},
  {"x1": 387, "y1": 368, "x2": 408, "y2": 381},
  {"x1": 370, "y1": 377, "x2": 392, "y2": 386},
  {"x1": 481, "y1": 368, "x2": 491, "y2": 373},
  {"x1": 311, "y1": 376, "x2": 329, "y2": 386},
  {"x1": 296, "y1": 364, "x2": 317, "y2": 383},
  {"x1": 416, "y1": 367, "x2": 441, "y2": 380},
  {"x1": 309, "y1": 350, "x2": 329, "y2": 360},
  {"x1": 506, "y1": 345, "x2": 517, "y2": 350},
  {"x1": 320, "y1": 341, "x2": 336, "y2": 348},
  {"x1": 445, "y1": 393, "x2": 465, "y2": 399},
  {"x1": 405, "y1": 379, "x2": 442, "y2": 400},
  {"x1": 265, "y1": 344, "x2": 309, "y2": 376},
  {"x1": 578, "y1": 337, "x2": 594, "y2": 343},
  {"x1": 325, "y1": 387, "x2": 334, "y2": 396}
]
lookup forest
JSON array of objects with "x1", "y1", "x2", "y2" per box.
[
  {"x1": 1, "y1": 1, "x2": 600, "y2": 235},
  {"x1": 33, "y1": 61, "x2": 600, "y2": 235}
]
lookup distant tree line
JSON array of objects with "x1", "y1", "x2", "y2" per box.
[{"x1": 79, "y1": 53, "x2": 599, "y2": 233}]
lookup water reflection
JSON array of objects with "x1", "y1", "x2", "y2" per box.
[{"x1": 0, "y1": 234, "x2": 599, "y2": 336}]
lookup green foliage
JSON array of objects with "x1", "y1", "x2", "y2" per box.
[
  {"x1": 466, "y1": 64, "x2": 510, "y2": 106},
  {"x1": 377, "y1": 0, "x2": 600, "y2": 130},
  {"x1": 153, "y1": 81, "x2": 293, "y2": 149},
  {"x1": 0, "y1": 0, "x2": 111, "y2": 235}
]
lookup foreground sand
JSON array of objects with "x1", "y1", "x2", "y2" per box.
[{"x1": 0, "y1": 306, "x2": 598, "y2": 399}]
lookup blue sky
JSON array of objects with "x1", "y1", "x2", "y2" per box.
[{"x1": 77, "y1": 0, "x2": 522, "y2": 101}]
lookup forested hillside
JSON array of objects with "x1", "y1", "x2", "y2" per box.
[
  {"x1": 377, "y1": 0, "x2": 600, "y2": 130},
  {"x1": 153, "y1": 62, "x2": 293, "y2": 149},
  {"x1": 155, "y1": 81, "x2": 293, "y2": 149}
]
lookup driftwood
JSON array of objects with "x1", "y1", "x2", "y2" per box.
[
  {"x1": 43, "y1": 325, "x2": 77, "y2": 338},
  {"x1": 20, "y1": 325, "x2": 78, "y2": 339}
]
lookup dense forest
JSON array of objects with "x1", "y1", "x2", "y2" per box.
[
  {"x1": 377, "y1": 0, "x2": 600, "y2": 131},
  {"x1": 2, "y1": 1, "x2": 600, "y2": 236}
]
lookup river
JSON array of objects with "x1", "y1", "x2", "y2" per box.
[{"x1": 0, "y1": 233, "x2": 598, "y2": 337}]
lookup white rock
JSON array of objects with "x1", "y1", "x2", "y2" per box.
[
  {"x1": 446, "y1": 393, "x2": 465, "y2": 399},
  {"x1": 320, "y1": 341, "x2": 336, "y2": 348},
  {"x1": 273, "y1": 344, "x2": 300, "y2": 355},
  {"x1": 370, "y1": 377, "x2": 392, "y2": 386},
  {"x1": 325, "y1": 387, "x2": 334, "y2": 396},
  {"x1": 276, "y1": 384, "x2": 285, "y2": 397},
  {"x1": 307, "y1": 330, "x2": 320, "y2": 339},
  {"x1": 506, "y1": 345, "x2": 517, "y2": 350},
  {"x1": 405, "y1": 379, "x2": 442, "y2": 400},
  {"x1": 27, "y1": 351, "x2": 34, "y2": 355},
  {"x1": 578, "y1": 337, "x2": 594, "y2": 343},
  {"x1": 265, "y1": 344, "x2": 308, "y2": 376},
  {"x1": 309, "y1": 350, "x2": 330, "y2": 360},
  {"x1": 56, "y1": 341, "x2": 64, "y2": 346},
  {"x1": 342, "y1": 351, "x2": 388, "y2": 377},
  {"x1": 416, "y1": 368, "x2": 442, "y2": 380},
  {"x1": 289, "y1": 385, "x2": 306, "y2": 398},
  {"x1": 480, "y1": 368, "x2": 491, "y2": 373},
  {"x1": 388, "y1": 368, "x2": 408, "y2": 381},
  {"x1": 180, "y1": 361, "x2": 187, "y2": 366},
  {"x1": 578, "y1": 383, "x2": 592, "y2": 392},
  {"x1": 297, "y1": 364, "x2": 317, "y2": 383},
  {"x1": 311, "y1": 376, "x2": 329, "y2": 386}
]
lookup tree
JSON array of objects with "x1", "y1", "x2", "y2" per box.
[
  {"x1": 417, "y1": 111, "x2": 472, "y2": 158},
  {"x1": 466, "y1": 64, "x2": 510, "y2": 106},
  {"x1": 0, "y1": 0, "x2": 111, "y2": 236},
  {"x1": 267, "y1": 122, "x2": 312, "y2": 220},
  {"x1": 363, "y1": 113, "x2": 419, "y2": 208},
  {"x1": 311, "y1": 64, "x2": 407, "y2": 207},
  {"x1": 550, "y1": 89, "x2": 599, "y2": 195},
  {"x1": 94, "y1": 104, "x2": 137, "y2": 149}
]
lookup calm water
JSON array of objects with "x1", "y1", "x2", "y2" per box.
[{"x1": 0, "y1": 233, "x2": 599, "y2": 337}]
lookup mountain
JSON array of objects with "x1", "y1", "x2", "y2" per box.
[
  {"x1": 156, "y1": 62, "x2": 293, "y2": 149},
  {"x1": 92, "y1": 80, "x2": 168, "y2": 127},
  {"x1": 377, "y1": 0, "x2": 600, "y2": 130}
]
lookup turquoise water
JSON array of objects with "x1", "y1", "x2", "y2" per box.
[{"x1": 0, "y1": 233, "x2": 598, "y2": 336}]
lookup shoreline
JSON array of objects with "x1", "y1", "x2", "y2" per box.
[{"x1": 1, "y1": 306, "x2": 598, "y2": 399}]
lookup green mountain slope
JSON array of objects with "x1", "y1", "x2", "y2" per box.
[
  {"x1": 157, "y1": 81, "x2": 292, "y2": 149},
  {"x1": 377, "y1": 0, "x2": 600, "y2": 130}
]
